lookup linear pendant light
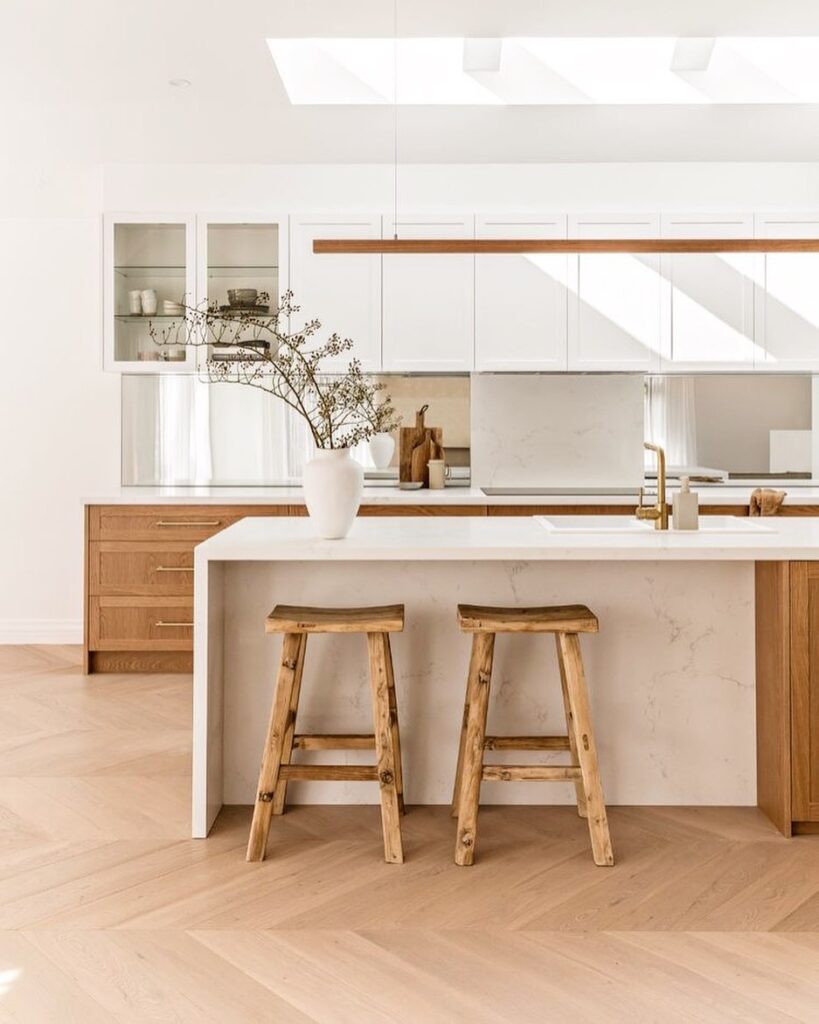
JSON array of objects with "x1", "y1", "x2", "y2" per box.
[{"x1": 312, "y1": 238, "x2": 819, "y2": 254}]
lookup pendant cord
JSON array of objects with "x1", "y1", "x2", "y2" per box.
[{"x1": 393, "y1": 0, "x2": 398, "y2": 240}]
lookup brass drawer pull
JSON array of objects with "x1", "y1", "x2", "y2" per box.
[
  {"x1": 155, "y1": 566, "x2": 193, "y2": 573},
  {"x1": 155, "y1": 520, "x2": 221, "y2": 527},
  {"x1": 155, "y1": 620, "x2": 194, "y2": 628}
]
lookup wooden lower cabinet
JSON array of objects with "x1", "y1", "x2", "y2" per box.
[
  {"x1": 756, "y1": 561, "x2": 819, "y2": 835},
  {"x1": 85, "y1": 505, "x2": 298, "y2": 674}
]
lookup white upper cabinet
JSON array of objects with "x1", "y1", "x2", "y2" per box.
[
  {"x1": 382, "y1": 213, "x2": 475, "y2": 372},
  {"x1": 755, "y1": 213, "x2": 819, "y2": 371},
  {"x1": 104, "y1": 213, "x2": 197, "y2": 372},
  {"x1": 289, "y1": 214, "x2": 382, "y2": 372},
  {"x1": 659, "y1": 212, "x2": 756, "y2": 372},
  {"x1": 567, "y1": 213, "x2": 662, "y2": 372},
  {"x1": 475, "y1": 214, "x2": 568, "y2": 371}
]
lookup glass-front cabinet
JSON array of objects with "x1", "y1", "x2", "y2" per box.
[
  {"x1": 103, "y1": 213, "x2": 287, "y2": 372},
  {"x1": 104, "y1": 214, "x2": 196, "y2": 371},
  {"x1": 197, "y1": 215, "x2": 287, "y2": 367}
]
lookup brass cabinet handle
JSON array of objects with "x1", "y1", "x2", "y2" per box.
[
  {"x1": 155, "y1": 565, "x2": 193, "y2": 573},
  {"x1": 154, "y1": 620, "x2": 194, "y2": 628},
  {"x1": 155, "y1": 520, "x2": 221, "y2": 527}
]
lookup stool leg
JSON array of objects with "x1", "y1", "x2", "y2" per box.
[
  {"x1": 271, "y1": 634, "x2": 307, "y2": 815},
  {"x1": 367, "y1": 632, "x2": 404, "y2": 864},
  {"x1": 555, "y1": 634, "x2": 588, "y2": 819},
  {"x1": 559, "y1": 632, "x2": 614, "y2": 867},
  {"x1": 450, "y1": 675, "x2": 470, "y2": 819},
  {"x1": 382, "y1": 634, "x2": 405, "y2": 814},
  {"x1": 247, "y1": 633, "x2": 304, "y2": 862},
  {"x1": 454, "y1": 632, "x2": 495, "y2": 866}
]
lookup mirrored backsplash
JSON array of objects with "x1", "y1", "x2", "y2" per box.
[
  {"x1": 122, "y1": 372, "x2": 815, "y2": 487},
  {"x1": 121, "y1": 374, "x2": 472, "y2": 486}
]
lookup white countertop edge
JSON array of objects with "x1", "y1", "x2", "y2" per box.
[
  {"x1": 83, "y1": 485, "x2": 819, "y2": 507},
  {"x1": 193, "y1": 515, "x2": 819, "y2": 565}
]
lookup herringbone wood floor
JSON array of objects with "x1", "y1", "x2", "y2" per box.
[{"x1": 1, "y1": 646, "x2": 819, "y2": 1022}]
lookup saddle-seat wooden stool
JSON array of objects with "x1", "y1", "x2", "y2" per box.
[
  {"x1": 451, "y1": 603, "x2": 614, "y2": 868},
  {"x1": 246, "y1": 604, "x2": 406, "y2": 865}
]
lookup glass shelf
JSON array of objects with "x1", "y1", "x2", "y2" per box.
[
  {"x1": 114, "y1": 314, "x2": 186, "y2": 321},
  {"x1": 114, "y1": 266, "x2": 187, "y2": 278}
]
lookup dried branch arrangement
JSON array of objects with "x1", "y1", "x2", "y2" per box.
[{"x1": 149, "y1": 291, "x2": 400, "y2": 449}]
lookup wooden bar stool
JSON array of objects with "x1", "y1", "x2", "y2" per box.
[
  {"x1": 451, "y1": 603, "x2": 614, "y2": 868},
  {"x1": 246, "y1": 604, "x2": 406, "y2": 865}
]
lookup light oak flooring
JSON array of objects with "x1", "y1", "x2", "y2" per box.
[{"x1": 1, "y1": 645, "x2": 819, "y2": 1022}]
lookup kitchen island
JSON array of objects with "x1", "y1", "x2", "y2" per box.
[{"x1": 193, "y1": 514, "x2": 819, "y2": 840}]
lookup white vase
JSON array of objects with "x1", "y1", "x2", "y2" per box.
[
  {"x1": 368, "y1": 432, "x2": 395, "y2": 470},
  {"x1": 302, "y1": 448, "x2": 364, "y2": 539}
]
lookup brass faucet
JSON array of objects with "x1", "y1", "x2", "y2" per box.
[{"x1": 637, "y1": 442, "x2": 669, "y2": 530}]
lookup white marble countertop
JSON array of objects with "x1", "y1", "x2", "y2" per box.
[
  {"x1": 84, "y1": 484, "x2": 819, "y2": 507},
  {"x1": 194, "y1": 514, "x2": 819, "y2": 564}
]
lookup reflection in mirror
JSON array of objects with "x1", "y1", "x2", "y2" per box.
[{"x1": 645, "y1": 374, "x2": 814, "y2": 482}]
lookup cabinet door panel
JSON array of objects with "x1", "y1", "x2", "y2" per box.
[
  {"x1": 567, "y1": 214, "x2": 661, "y2": 371},
  {"x1": 791, "y1": 562, "x2": 819, "y2": 822},
  {"x1": 475, "y1": 214, "x2": 567, "y2": 371},
  {"x1": 660, "y1": 213, "x2": 756, "y2": 371},
  {"x1": 382, "y1": 214, "x2": 474, "y2": 371},
  {"x1": 290, "y1": 214, "x2": 382, "y2": 371},
  {"x1": 755, "y1": 214, "x2": 819, "y2": 371}
]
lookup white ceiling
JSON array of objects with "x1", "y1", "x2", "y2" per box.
[{"x1": 6, "y1": 0, "x2": 819, "y2": 163}]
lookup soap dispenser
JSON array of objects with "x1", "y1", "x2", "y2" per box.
[{"x1": 672, "y1": 476, "x2": 699, "y2": 531}]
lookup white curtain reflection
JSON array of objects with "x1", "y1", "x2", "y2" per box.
[
  {"x1": 122, "y1": 375, "x2": 370, "y2": 485},
  {"x1": 158, "y1": 376, "x2": 213, "y2": 484},
  {"x1": 644, "y1": 376, "x2": 698, "y2": 468}
]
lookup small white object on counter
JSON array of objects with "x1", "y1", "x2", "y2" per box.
[{"x1": 672, "y1": 476, "x2": 699, "y2": 531}]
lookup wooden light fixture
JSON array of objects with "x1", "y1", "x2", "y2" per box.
[{"x1": 312, "y1": 238, "x2": 819, "y2": 254}]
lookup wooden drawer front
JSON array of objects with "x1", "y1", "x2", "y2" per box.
[
  {"x1": 93, "y1": 506, "x2": 237, "y2": 542},
  {"x1": 90, "y1": 597, "x2": 193, "y2": 651},
  {"x1": 89, "y1": 542, "x2": 194, "y2": 596},
  {"x1": 89, "y1": 504, "x2": 296, "y2": 541}
]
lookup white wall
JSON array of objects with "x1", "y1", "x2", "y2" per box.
[
  {"x1": 0, "y1": 164, "x2": 120, "y2": 642},
  {"x1": 9, "y1": 159, "x2": 819, "y2": 641}
]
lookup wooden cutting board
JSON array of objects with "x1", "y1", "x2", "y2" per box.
[{"x1": 399, "y1": 405, "x2": 443, "y2": 487}]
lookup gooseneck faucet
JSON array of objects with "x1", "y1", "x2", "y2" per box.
[{"x1": 636, "y1": 442, "x2": 669, "y2": 530}]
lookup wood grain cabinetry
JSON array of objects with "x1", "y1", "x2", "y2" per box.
[
  {"x1": 85, "y1": 505, "x2": 295, "y2": 674},
  {"x1": 756, "y1": 561, "x2": 819, "y2": 835}
]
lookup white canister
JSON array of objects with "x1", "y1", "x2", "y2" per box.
[
  {"x1": 302, "y1": 448, "x2": 364, "y2": 539},
  {"x1": 427, "y1": 459, "x2": 450, "y2": 490},
  {"x1": 128, "y1": 290, "x2": 143, "y2": 315},
  {"x1": 140, "y1": 288, "x2": 158, "y2": 316}
]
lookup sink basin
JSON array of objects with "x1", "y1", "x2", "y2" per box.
[{"x1": 536, "y1": 515, "x2": 775, "y2": 535}]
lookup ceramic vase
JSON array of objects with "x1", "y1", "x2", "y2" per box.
[
  {"x1": 302, "y1": 448, "x2": 363, "y2": 539},
  {"x1": 368, "y1": 432, "x2": 395, "y2": 470}
]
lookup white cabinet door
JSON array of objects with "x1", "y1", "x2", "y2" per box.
[
  {"x1": 755, "y1": 213, "x2": 819, "y2": 371},
  {"x1": 475, "y1": 214, "x2": 568, "y2": 371},
  {"x1": 660, "y1": 212, "x2": 756, "y2": 372},
  {"x1": 103, "y1": 213, "x2": 197, "y2": 373},
  {"x1": 567, "y1": 213, "x2": 661, "y2": 371},
  {"x1": 289, "y1": 214, "x2": 382, "y2": 372},
  {"x1": 382, "y1": 214, "x2": 474, "y2": 372}
]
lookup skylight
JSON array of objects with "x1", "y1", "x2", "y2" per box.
[{"x1": 266, "y1": 37, "x2": 819, "y2": 105}]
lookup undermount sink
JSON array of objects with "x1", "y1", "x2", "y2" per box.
[{"x1": 536, "y1": 515, "x2": 775, "y2": 535}]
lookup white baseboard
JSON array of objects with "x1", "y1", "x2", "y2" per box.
[{"x1": 0, "y1": 620, "x2": 83, "y2": 645}]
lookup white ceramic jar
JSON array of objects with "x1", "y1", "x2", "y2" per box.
[
  {"x1": 368, "y1": 432, "x2": 396, "y2": 470},
  {"x1": 302, "y1": 448, "x2": 364, "y2": 539}
]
